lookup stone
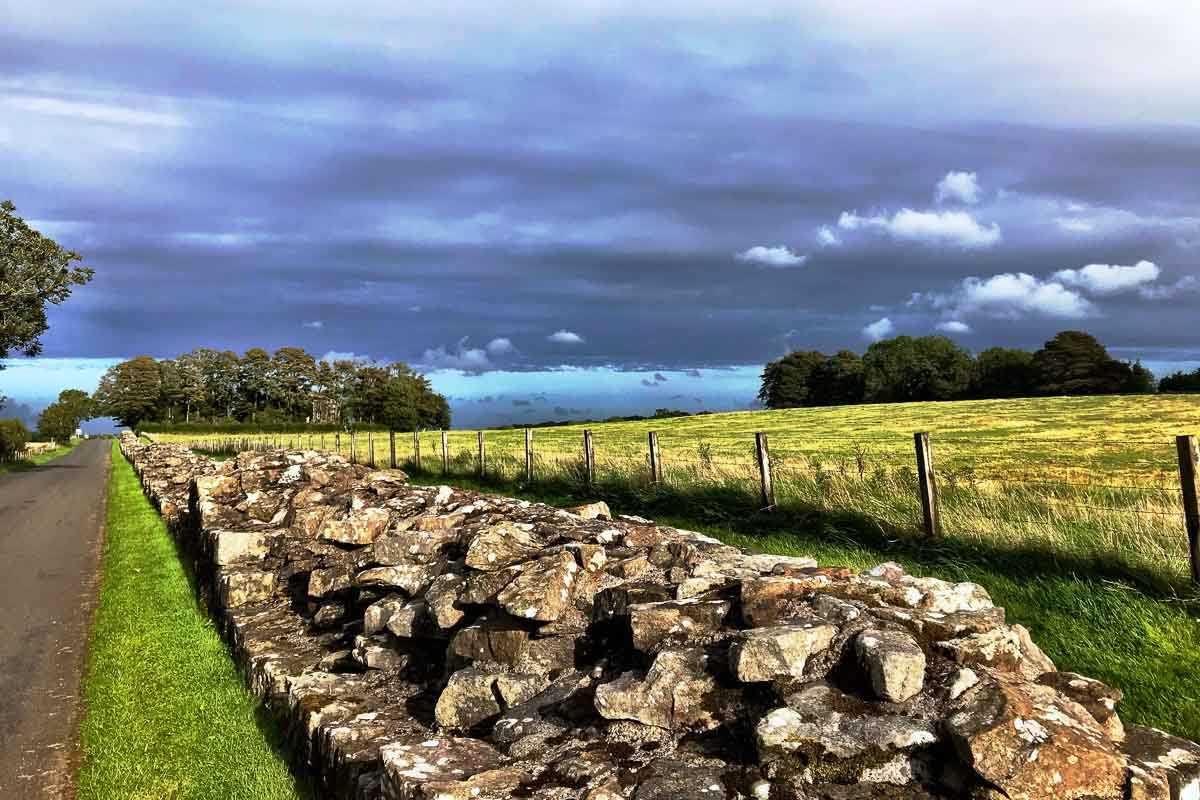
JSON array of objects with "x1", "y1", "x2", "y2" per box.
[
  {"x1": 594, "y1": 648, "x2": 726, "y2": 731},
  {"x1": 465, "y1": 522, "x2": 545, "y2": 570},
  {"x1": 352, "y1": 634, "x2": 410, "y2": 671},
  {"x1": 425, "y1": 573, "x2": 467, "y2": 629},
  {"x1": 354, "y1": 563, "x2": 440, "y2": 596},
  {"x1": 218, "y1": 569, "x2": 276, "y2": 607},
  {"x1": 756, "y1": 684, "x2": 938, "y2": 768},
  {"x1": 944, "y1": 675, "x2": 1127, "y2": 800},
  {"x1": 385, "y1": 599, "x2": 440, "y2": 639},
  {"x1": 729, "y1": 622, "x2": 837, "y2": 683},
  {"x1": 628, "y1": 599, "x2": 733, "y2": 653},
  {"x1": 374, "y1": 527, "x2": 460, "y2": 565},
  {"x1": 1037, "y1": 671, "x2": 1125, "y2": 741},
  {"x1": 363, "y1": 594, "x2": 406, "y2": 635},
  {"x1": 740, "y1": 575, "x2": 836, "y2": 627},
  {"x1": 1122, "y1": 724, "x2": 1200, "y2": 800},
  {"x1": 449, "y1": 618, "x2": 531, "y2": 666},
  {"x1": 212, "y1": 529, "x2": 274, "y2": 565},
  {"x1": 308, "y1": 563, "x2": 354, "y2": 598},
  {"x1": 566, "y1": 501, "x2": 612, "y2": 520},
  {"x1": 938, "y1": 625, "x2": 1055, "y2": 680},
  {"x1": 856, "y1": 628, "x2": 927, "y2": 703},
  {"x1": 496, "y1": 550, "x2": 579, "y2": 622},
  {"x1": 319, "y1": 506, "x2": 390, "y2": 545},
  {"x1": 379, "y1": 737, "x2": 509, "y2": 798},
  {"x1": 435, "y1": 668, "x2": 548, "y2": 730}
]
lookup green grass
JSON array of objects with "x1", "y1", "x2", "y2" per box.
[
  {"x1": 0, "y1": 439, "x2": 81, "y2": 475},
  {"x1": 78, "y1": 441, "x2": 308, "y2": 800},
  {"x1": 408, "y1": 469, "x2": 1200, "y2": 743}
]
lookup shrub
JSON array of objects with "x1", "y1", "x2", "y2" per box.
[{"x1": 0, "y1": 418, "x2": 31, "y2": 459}]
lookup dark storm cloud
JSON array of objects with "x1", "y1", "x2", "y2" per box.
[{"x1": 4, "y1": 1, "x2": 1200, "y2": 381}]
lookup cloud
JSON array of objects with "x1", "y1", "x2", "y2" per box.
[
  {"x1": 1139, "y1": 275, "x2": 1200, "y2": 300},
  {"x1": 653, "y1": 372, "x2": 668, "y2": 382},
  {"x1": 735, "y1": 245, "x2": 808, "y2": 268},
  {"x1": 837, "y1": 209, "x2": 1000, "y2": 248},
  {"x1": 640, "y1": 378, "x2": 655, "y2": 387},
  {"x1": 935, "y1": 171, "x2": 981, "y2": 205},
  {"x1": 933, "y1": 273, "x2": 1094, "y2": 319},
  {"x1": 1054, "y1": 218, "x2": 1096, "y2": 233},
  {"x1": 815, "y1": 226, "x2": 840, "y2": 247},
  {"x1": 547, "y1": 330, "x2": 584, "y2": 344},
  {"x1": 302, "y1": 320, "x2": 324, "y2": 329},
  {"x1": 419, "y1": 337, "x2": 492, "y2": 371},
  {"x1": 684, "y1": 368, "x2": 702, "y2": 378},
  {"x1": 1051, "y1": 260, "x2": 1160, "y2": 295},
  {"x1": 862, "y1": 317, "x2": 895, "y2": 341},
  {"x1": 936, "y1": 320, "x2": 972, "y2": 334},
  {"x1": 512, "y1": 399, "x2": 531, "y2": 406},
  {"x1": 485, "y1": 337, "x2": 515, "y2": 356},
  {"x1": 320, "y1": 351, "x2": 371, "y2": 363}
]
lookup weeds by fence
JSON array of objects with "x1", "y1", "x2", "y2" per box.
[{"x1": 160, "y1": 424, "x2": 1200, "y2": 594}]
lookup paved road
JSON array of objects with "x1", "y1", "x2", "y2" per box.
[{"x1": 0, "y1": 441, "x2": 110, "y2": 799}]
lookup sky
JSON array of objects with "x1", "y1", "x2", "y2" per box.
[{"x1": 3, "y1": 2, "x2": 1200, "y2": 426}]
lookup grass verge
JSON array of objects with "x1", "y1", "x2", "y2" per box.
[
  {"x1": 78, "y1": 441, "x2": 308, "y2": 800},
  {"x1": 408, "y1": 468, "x2": 1200, "y2": 743},
  {"x1": 0, "y1": 439, "x2": 82, "y2": 475}
]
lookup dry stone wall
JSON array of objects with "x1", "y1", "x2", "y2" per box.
[{"x1": 117, "y1": 432, "x2": 1200, "y2": 800}]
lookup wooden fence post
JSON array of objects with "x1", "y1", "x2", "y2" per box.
[
  {"x1": 524, "y1": 428, "x2": 534, "y2": 482},
  {"x1": 441, "y1": 430, "x2": 449, "y2": 473},
  {"x1": 335, "y1": 432, "x2": 341, "y2": 456},
  {"x1": 583, "y1": 429, "x2": 595, "y2": 486},
  {"x1": 389, "y1": 431, "x2": 397, "y2": 468},
  {"x1": 349, "y1": 432, "x2": 356, "y2": 464},
  {"x1": 1176, "y1": 435, "x2": 1200, "y2": 585},
  {"x1": 368, "y1": 431, "x2": 375, "y2": 467},
  {"x1": 755, "y1": 432, "x2": 775, "y2": 510},
  {"x1": 477, "y1": 431, "x2": 486, "y2": 477},
  {"x1": 914, "y1": 432, "x2": 941, "y2": 538},
  {"x1": 648, "y1": 431, "x2": 662, "y2": 484},
  {"x1": 413, "y1": 430, "x2": 422, "y2": 471}
]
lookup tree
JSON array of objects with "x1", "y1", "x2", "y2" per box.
[
  {"x1": 971, "y1": 348, "x2": 1038, "y2": 399},
  {"x1": 239, "y1": 348, "x2": 272, "y2": 418},
  {"x1": 1160, "y1": 369, "x2": 1200, "y2": 393},
  {"x1": 862, "y1": 336, "x2": 973, "y2": 403},
  {"x1": 758, "y1": 351, "x2": 827, "y2": 408},
  {"x1": 1032, "y1": 331, "x2": 1134, "y2": 396},
  {"x1": 93, "y1": 356, "x2": 163, "y2": 427},
  {"x1": 808, "y1": 350, "x2": 865, "y2": 406},
  {"x1": 0, "y1": 419, "x2": 30, "y2": 460},
  {"x1": 0, "y1": 200, "x2": 93, "y2": 366},
  {"x1": 37, "y1": 403, "x2": 76, "y2": 443},
  {"x1": 271, "y1": 348, "x2": 317, "y2": 419}
]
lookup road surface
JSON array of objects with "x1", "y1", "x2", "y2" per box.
[{"x1": 0, "y1": 441, "x2": 110, "y2": 798}]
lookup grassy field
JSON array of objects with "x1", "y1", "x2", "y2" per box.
[
  {"x1": 78, "y1": 441, "x2": 308, "y2": 800},
  {"x1": 0, "y1": 439, "x2": 81, "y2": 475},
  {"x1": 160, "y1": 394, "x2": 1200, "y2": 594}
]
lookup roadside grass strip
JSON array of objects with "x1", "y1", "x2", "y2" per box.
[{"x1": 78, "y1": 441, "x2": 308, "y2": 800}]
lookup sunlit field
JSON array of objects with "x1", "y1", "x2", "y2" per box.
[{"x1": 156, "y1": 394, "x2": 1200, "y2": 594}]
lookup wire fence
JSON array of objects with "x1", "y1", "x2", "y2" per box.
[{"x1": 157, "y1": 425, "x2": 1200, "y2": 589}]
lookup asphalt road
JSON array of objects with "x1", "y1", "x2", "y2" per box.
[{"x1": 0, "y1": 440, "x2": 110, "y2": 799}]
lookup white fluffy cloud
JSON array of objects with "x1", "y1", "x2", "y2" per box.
[
  {"x1": 547, "y1": 329, "x2": 584, "y2": 344},
  {"x1": 933, "y1": 272, "x2": 1094, "y2": 319},
  {"x1": 815, "y1": 226, "x2": 840, "y2": 247},
  {"x1": 302, "y1": 320, "x2": 324, "y2": 329},
  {"x1": 485, "y1": 337, "x2": 515, "y2": 355},
  {"x1": 1051, "y1": 260, "x2": 1160, "y2": 294},
  {"x1": 936, "y1": 320, "x2": 972, "y2": 334},
  {"x1": 935, "y1": 171, "x2": 981, "y2": 205},
  {"x1": 862, "y1": 317, "x2": 895, "y2": 341},
  {"x1": 735, "y1": 245, "x2": 808, "y2": 267},
  {"x1": 420, "y1": 337, "x2": 492, "y2": 371},
  {"x1": 1139, "y1": 275, "x2": 1199, "y2": 300},
  {"x1": 837, "y1": 208, "x2": 1000, "y2": 248}
]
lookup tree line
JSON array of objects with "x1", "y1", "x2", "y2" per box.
[
  {"x1": 758, "y1": 330, "x2": 1156, "y2": 409},
  {"x1": 92, "y1": 348, "x2": 450, "y2": 430}
]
